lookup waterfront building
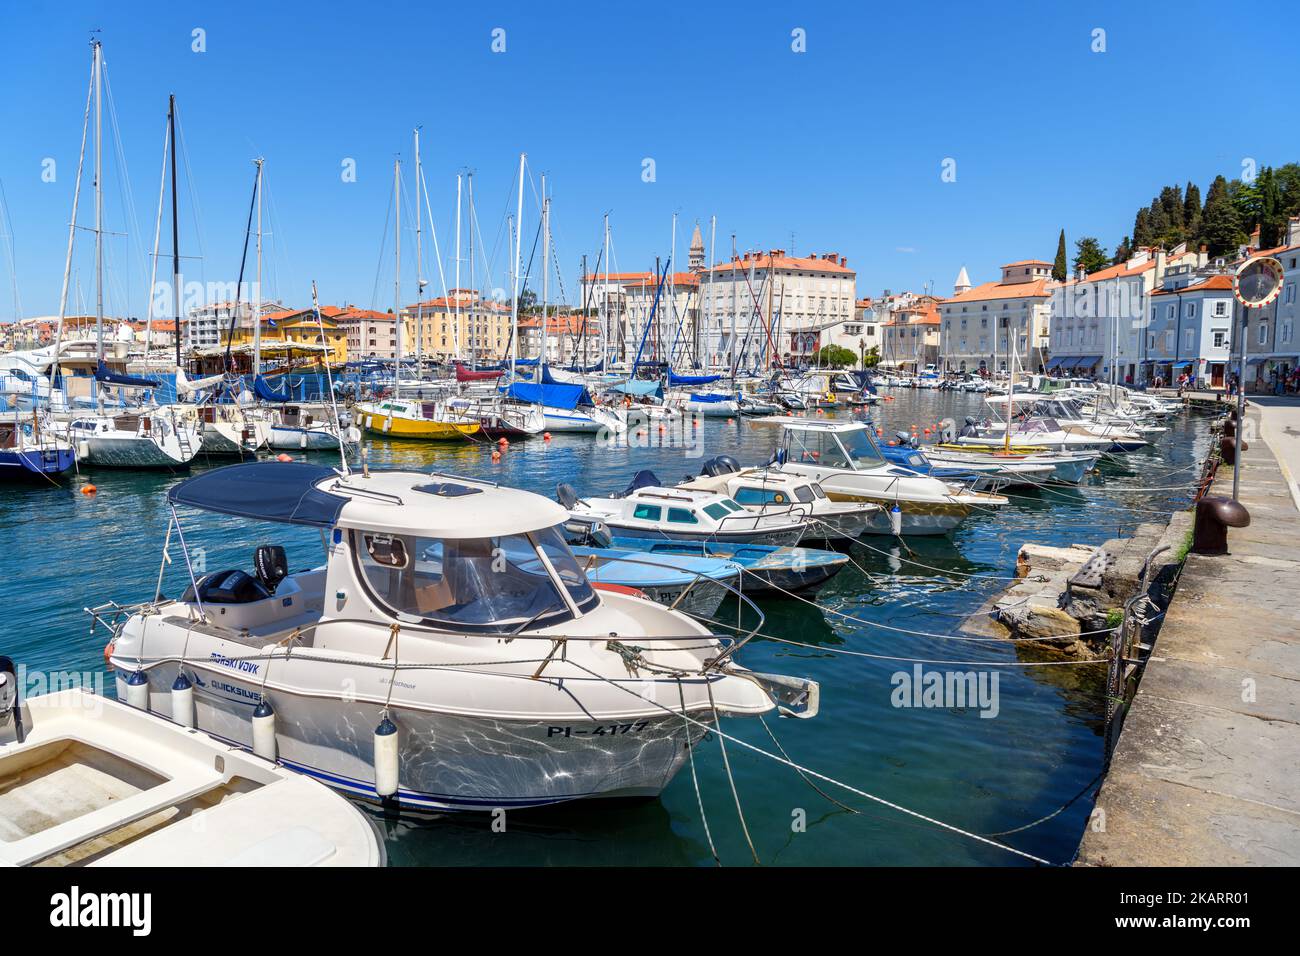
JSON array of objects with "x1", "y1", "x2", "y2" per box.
[
  {"x1": 880, "y1": 298, "x2": 941, "y2": 370},
  {"x1": 337, "y1": 307, "x2": 398, "y2": 361},
  {"x1": 1241, "y1": 217, "x2": 1300, "y2": 393},
  {"x1": 396, "y1": 291, "x2": 512, "y2": 363},
  {"x1": 1145, "y1": 269, "x2": 1235, "y2": 389},
  {"x1": 937, "y1": 261, "x2": 1054, "y2": 374},
  {"x1": 578, "y1": 271, "x2": 699, "y2": 366}
]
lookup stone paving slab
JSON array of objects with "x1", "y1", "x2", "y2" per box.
[{"x1": 1076, "y1": 405, "x2": 1300, "y2": 866}]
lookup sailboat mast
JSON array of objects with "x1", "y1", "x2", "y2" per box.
[
  {"x1": 53, "y1": 44, "x2": 94, "y2": 396},
  {"x1": 454, "y1": 172, "x2": 462, "y2": 363},
  {"x1": 254, "y1": 158, "x2": 263, "y2": 377},
  {"x1": 169, "y1": 94, "x2": 181, "y2": 371},
  {"x1": 602, "y1": 214, "x2": 609, "y2": 366},
  {"x1": 468, "y1": 173, "x2": 476, "y2": 363},
  {"x1": 706, "y1": 216, "x2": 715, "y2": 368},
  {"x1": 413, "y1": 128, "x2": 423, "y2": 379},
  {"x1": 541, "y1": 175, "x2": 548, "y2": 369},
  {"x1": 94, "y1": 39, "x2": 103, "y2": 364},
  {"x1": 393, "y1": 157, "x2": 401, "y2": 401},
  {"x1": 509, "y1": 152, "x2": 525, "y2": 382}
]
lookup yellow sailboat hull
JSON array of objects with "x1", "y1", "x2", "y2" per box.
[{"x1": 362, "y1": 410, "x2": 481, "y2": 440}]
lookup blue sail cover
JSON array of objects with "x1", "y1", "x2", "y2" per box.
[
  {"x1": 668, "y1": 371, "x2": 722, "y2": 386},
  {"x1": 254, "y1": 374, "x2": 291, "y2": 402},
  {"x1": 683, "y1": 392, "x2": 734, "y2": 403},
  {"x1": 94, "y1": 361, "x2": 161, "y2": 389},
  {"x1": 500, "y1": 381, "x2": 592, "y2": 410},
  {"x1": 609, "y1": 380, "x2": 662, "y2": 397},
  {"x1": 168, "y1": 461, "x2": 349, "y2": 527}
]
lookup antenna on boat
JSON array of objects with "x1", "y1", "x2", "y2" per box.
[{"x1": 312, "y1": 279, "x2": 350, "y2": 476}]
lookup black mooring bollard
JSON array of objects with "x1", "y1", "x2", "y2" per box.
[
  {"x1": 1219, "y1": 434, "x2": 1248, "y2": 465},
  {"x1": 1191, "y1": 495, "x2": 1251, "y2": 555}
]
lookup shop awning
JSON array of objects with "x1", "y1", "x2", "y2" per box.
[
  {"x1": 1045, "y1": 356, "x2": 1069, "y2": 371},
  {"x1": 1072, "y1": 355, "x2": 1102, "y2": 369}
]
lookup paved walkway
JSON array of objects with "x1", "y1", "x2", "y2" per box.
[{"x1": 1076, "y1": 403, "x2": 1300, "y2": 866}]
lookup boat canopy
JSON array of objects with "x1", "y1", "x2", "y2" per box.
[
  {"x1": 682, "y1": 392, "x2": 734, "y2": 403},
  {"x1": 453, "y1": 363, "x2": 503, "y2": 383},
  {"x1": 500, "y1": 381, "x2": 592, "y2": 409},
  {"x1": 168, "y1": 461, "x2": 349, "y2": 527},
  {"x1": 254, "y1": 374, "x2": 291, "y2": 402},
  {"x1": 94, "y1": 361, "x2": 161, "y2": 389}
]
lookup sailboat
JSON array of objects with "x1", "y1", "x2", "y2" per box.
[{"x1": 49, "y1": 54, "x2": 199, "y2": 469}]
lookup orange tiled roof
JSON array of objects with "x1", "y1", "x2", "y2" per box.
[
  {"x1": 941, "y1": 278, "x2": 1051, "y2": 304},
  {"x1": 706, "y1": 251, "x2": 853, "y2": 275},
  {"x1": 1150, "y1": 275, "x2": 1233, "y2": 296},
  {"x1": 1002, "y1": 259, "x2": 1051, "y2": 268}
]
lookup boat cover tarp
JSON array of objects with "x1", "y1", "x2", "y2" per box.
[
  {"x1": 94, "y1": 361, "x2": 161, "y2": 389},
  {"x1": 454, "y1": 363, "x2": 503, "y2": 382},
  {"x1": 668, "y1": 371, "x2": 722, "y2": 386},
  {"x1": 608, "y1": 379, "x2": 662, "y2": 397},
  {"x1": 254, "y1": 374, "x2": 291, "y2": 402},
  {"x1": 168, "y1": 461, "x2": 349, "y2": 527},
  {"x1": 500, "y1": 381, "x2": 592, "y2": 409},
  {"x1": 682, "y1": 392, "x2": 734, "y2": 403}
]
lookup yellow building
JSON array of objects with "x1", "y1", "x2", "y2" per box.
[
  {"x1": 220, "y1": 307, "x2": 348, "y2": 364},
  {"x1": 400, "y1": 290, "x2": 512, "y2": 361}
]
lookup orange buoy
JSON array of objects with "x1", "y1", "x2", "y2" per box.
[
  {"x1": 727, "y1": 418, "x2": 735, "y2": 425},
  {"x1": 498, "y1": 437, "x2": 509, "y2": 447},
  {"x1": 276, "y1": 453, "x2": 292, "y2": 462},
  {"x1": 491, "y1": 450, "x2": 501, "y2": 461},
  {"x1": 81, "y1": 483, "x2": 97, "y2": 495},
  {"x1": 543, "y1": 432, "x2": 552, "y2": 441}
]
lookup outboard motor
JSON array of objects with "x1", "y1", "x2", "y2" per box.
[
  {"x1": 0, "y1": 656, "x2": 24, "y2": 744},
  {"x1": 960, "y1": 416, "x2": 979, "y2": 438},
  {"x1": 556, "y1": 482, "x2": 579, "y2": 509},
  {"x1": 622, "y1": 470, "x2": 661, "y2": 495},
  {"x1": 254, "y1": 545, "x2": 288, "y2": 594},
  {"x1": 700, "y1": 455, "x2": 741, "y2": 477}
]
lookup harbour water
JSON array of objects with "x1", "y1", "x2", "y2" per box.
[{"x1": 4, "y1": 390, "x2": 1213, "y2": 866}]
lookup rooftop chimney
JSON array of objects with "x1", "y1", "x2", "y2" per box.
[{"x1": 1288, "y1": 216, "x2": 1300, "y2": 247}]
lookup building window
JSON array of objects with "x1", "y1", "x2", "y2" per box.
[
  {"x1": 1258, "y1": 324, "x2": 1268, "y2": 345},
  {"x1": 1185, "y1": 303, "x2": 1196, "y2": 318},
  {"x1": 1212, "y1": 330, "x2": 1226, "y2": 349},
  {"x1": 1184, "y1": 329, "x2": 1194, "y2": 352},
  {"x1": 1214, "y1": 301, "x2": 1228, "y2": 316}
]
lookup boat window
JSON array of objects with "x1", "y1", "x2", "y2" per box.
[
  {"x1": 667, "y1": 507, "x2": 699, "y2": 524},
  {"x1": 703, "y1": 503, "x2": 730, "y2": 520},
  {"x1": 734, "y1": 487, "x2": 789, "y2": 506},
  {"x1": 792, "y1": 486, "x2": 814, "y2": 503},
  {"x1": 722, "y1": 499, "x2": 745, "y2": 512},
  {"x1": 837, "y1": 429, "x2": 885, "y2": 468},
  {"x1": 632, "y1": 504, "x2": 662, "y2": 521},
  {"x1": 810, "y1": 483, "x2": 828, "y2": 499},
  {"x1": 352, "y1": 529, "x2": 594, "y2": 633}
]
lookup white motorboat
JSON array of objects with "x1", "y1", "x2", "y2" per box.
[
  {"x1": 54, "y1": 407, "x2": 201, "y2": 468},
  {"x1": 0, "y1": 661, "x2": 382, "y2": 866},
  {"x1": 922, "y1": 444, "x2": 1097, "y2": 486},
  {"x1": 678, "y1": 457, "x2": 884, "y2": 541},
  {"x1": 100, "y1": 462, "x2": 817, "y2": 812},
  {"x1": 774, "y1": 419, "x2": 1007, "y2": 535},
  {"x1": 666, "y1": 390, "x2": 739, "y2": 418},
  {"x1": 560, "y1": 476, "x2": 809, "y2": 546},
  {"x1": 267, "y1": 404, "x2": 361, "y2": 451}
]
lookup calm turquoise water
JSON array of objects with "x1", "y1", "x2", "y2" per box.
[{"x1": 3, "y1": 392, "x2": 1213, "y2": 866}]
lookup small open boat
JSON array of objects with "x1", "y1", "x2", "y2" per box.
[
  {"x1": 0, "y1": 660, "x2": 383, "y2": 867},
  {"x1": 600, "y1": 537, "x2": 850, "y2": 598},
  {"x1": 569, "y1": 542, "x2": 742, "y2": 619}
]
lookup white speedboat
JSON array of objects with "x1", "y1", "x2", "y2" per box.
[
  {"x1": 678, "y1": 457, "x2": 884, "y2": 541},
  {"x1": 101, "y1": 463, "x2": 817, "y2": 812},
  {"x1": 666, "y1": 390, "x2": 739, "y2": 418},
  {"x1": 0, "y1": 661, "x2": 382, "y2": 866},
  {"x1": 560, "y1": 477, "x2": 809, "y2": 546},
  {"x1": 774, "y1": 419, "x2": 1007, "y2": 535},
  {"x1": 923, "y1": 444, "x2": 1096, "y2": 486},
  {"x1": 267, "y1": 405, "x2": 360, "y2": 451}
]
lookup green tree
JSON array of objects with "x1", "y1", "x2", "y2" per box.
[
  {"x1": 1183, "y1": 181, "x2": 1202, "y2": 241},
  {"x1": 861, "y1": 345, "x2": 880, "y2": 369},
  {"x1": 1052, "y1": 229, "x2": 1068, "y2": 281},
  {"x1": 812, "y1": 344, "x2": 857, "y2": 368},
  {"x1": 1132, "y1": 208, "x2": 1153, "y2": 248},
  {"x1": 1073, "y1": 236, "x2": 1109, "y2": 275},
  {"x1": 1201, "y1": 174, "x2": 1246, "y2": 258},
  {"x1": 1259, "y1": 167, "x2": 1285, "y2": 247},
  {"x1": 1111, "y1": 236, "x2": 1132, "y2": 265}
]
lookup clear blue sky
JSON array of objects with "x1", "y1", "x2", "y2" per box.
[{"x1": 2, "y1": 0, "x2": 1298, "y2": 319}]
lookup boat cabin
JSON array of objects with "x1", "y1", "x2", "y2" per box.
[{"x1": 778, "y1": 420, "x2": 887, "y2": 472}]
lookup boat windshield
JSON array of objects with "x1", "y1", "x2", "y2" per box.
[
  {"x1": 353, "y1": 525, "x2": 597, "y2": 633},
  {"x1": 836, "y1": 428, "x2": 885, "y2": 468}
]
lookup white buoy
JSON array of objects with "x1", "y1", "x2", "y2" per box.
[
  {"x1": 889, "y1": 504, "x2": 903, "y2": 536},
  {"x1": 125, "y1": 669, "x2": 149, "y2": 711},
  {"x1": 374, "y1": 713, "x2": 399, "y2": 798},
  {"x1": 252, "y1": 699, "x2": 277, "y2": 761},
  {"x1": 170, "y1": 672, "x2": 195, "y2": 727}
]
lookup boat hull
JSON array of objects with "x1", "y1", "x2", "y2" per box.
[
  {"x1": 360, "y1": 410, "x2": 480, "y2": 441},
  {"x1": 82, "y1": 435, "x2": 193, "y2": 468},
  {"x1": 0, "y1": 446, "x2": 77, "y2": 479},
  {"x1": 124, "y1": 664, "x2": 710, "y2": 812},
  {"x1": 604, "y1": 524, "x2": 805, "y2": 547},
  {"x1": 269, "y1": 425, "x2": 356, "y2": 450}
]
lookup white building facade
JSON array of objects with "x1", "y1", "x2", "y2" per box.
[{"x1": 938, "y1": 261, "x2": 1054, "y2": 374}]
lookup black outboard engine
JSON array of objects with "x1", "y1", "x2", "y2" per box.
[
  {"x1": 254, "y1": 545, "x2": 288, "y2": 594},
  {"x1": 0, "y1": 656, "x2": 23, "y2": 744},
  {"x1": 960, "y1": 415, "x2": 980, "y2": 438},
  {"x1": 556, "y1": 482, "x2": 579, "y2": 509},
  {"x1": 622, "y1": 470, "x2": 661, "y2": 495},
  {"x1": 700, "y1": 455, "x2": 741, "y2": 477}
]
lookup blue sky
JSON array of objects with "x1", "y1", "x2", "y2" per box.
[{"x1": 2, "y1": 0, "x2": 1298, "y2": 319}]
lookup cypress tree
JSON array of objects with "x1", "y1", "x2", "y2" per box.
[
  {"x1": 1260, "y1": 167, "x2": 1284, "y2": 247},
  {"x1": 1183, "y1": 182, "x2": 1202, "y2": 241},
  {"x1": 1112, "y1": 236, "x2": 1132, "y2": 265},
  {"x1": 1133, "y1": 208, "x2": 1153, "y2": 248},
  {"x1": 1200, "y1": 175, "x2": 1245, "y2": 258},
  {"x1": 1073, "y1": 237, "x2": 1109, "y2": 275},
  {"x1": 1052, "y1": 229, "x2": 1068, "y2": 281}
]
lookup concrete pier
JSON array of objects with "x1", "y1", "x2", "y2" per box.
[{"x1": 1076, "y1": 400, "x2": 1300, "y2": 866}]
